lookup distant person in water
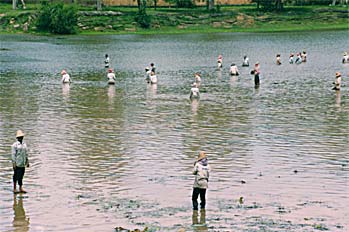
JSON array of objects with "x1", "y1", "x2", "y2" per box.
[
  {"x1": 150, "y1": 63, "x2": 156, "y2": 73},
  {"x1": 295, "y1": 53, "x2": 302, "y2": 64},
  {"x1": 195, "y1": 72, "x2": 201, "y2": 83},
  {"x1": 61, "y1": 70, "x2": 71, "y2": 83},
  {"x1": 253, "y1": 62, "x2": 260, "y2": 86},
  {"x1": 11, "y1": 130, "x2": 29, "y2": 194},
  {"x1": 342, "y1": 52, "x2": 349, "y2": 63},
  {"x1": 217, "y1": 55, "x2": 223, "y2": 68},
  {"x1": 104, "y1": 54, "x2": 110, "y2": 68},
  {"x1": 150, "y1": 71, "x2": 157, "y2": 84},
  {"x1": 229, "y1": 63, "x2": 239, "y2": 76},
  {"x1": 145, "y1": 67, "x2": 151, "y2": 83},
  {"x1": 107, "y1": 69, "x2": 116, "y2": 85},
  {"x1": 333, "y1": 72, "x2": 341, "y2": 90},
  {"x1": 301, "y1": 51, "x2": 307, "y2": 63},
  {"x1": 190, "y1": 82, "x2": 200, "y2": 99},
  {"x1": 289, "y1": 53, "x2": 294, "y2": 64},
  {"x1": 192, "y1": 151, "x2": 210, "y2": 211},
  {"x1": 276, "y1": 54, "x2": 282, "y2": 65},
  {"x1": 242, "y1": 55, "x2": 249, "y2": 67}
]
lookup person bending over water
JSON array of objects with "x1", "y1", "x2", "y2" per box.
[
  {"x1": 289, "y1": 53, "x2": 294, "y2": 64},
  {"x1": 195, "y1": 72, "x2": 202, "y2": 83},
  {"x1": 104, "y1": 54, "x2": 110, "y2": 68},
  {"x1": 217, "y1": 55, "x2": 223, "y2": 68}
]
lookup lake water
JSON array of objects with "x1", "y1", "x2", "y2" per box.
[{"x1": 0, "y1": 31, "x2": 348, "y2": 232}]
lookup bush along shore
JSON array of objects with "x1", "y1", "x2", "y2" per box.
[{"x1": 0, "y1": 3, "x2": 348, "y2": 35}]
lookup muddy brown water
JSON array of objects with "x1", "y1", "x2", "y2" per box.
[{"x1": 0, "y1": 31, "x2": 348, "y2": 231}]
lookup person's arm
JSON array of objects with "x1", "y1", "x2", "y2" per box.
[
  {"x1": 193, "y1": 163, "x2": 198, "y2": 175},
  {"x1": 11, "y1": 144, "x2": 17, "y2": 169}
]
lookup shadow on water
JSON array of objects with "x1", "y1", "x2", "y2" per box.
[{"x1": 13, "y1": 195, "x2": 30, "y2": 232}]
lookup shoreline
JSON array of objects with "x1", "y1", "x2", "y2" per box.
[{"x1": 0, "y1": 4, "x2": 348, "y2": 36}]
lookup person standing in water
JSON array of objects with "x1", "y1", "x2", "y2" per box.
[
  {"x1": 61, "y1": 70, "x2": 71, "y2": 83},
  {"x1": 190, "y1": 82, "x2": 200, "y2": 99},
  {"x1": 104, "y1": 54, "x2": 110, "y2": 68},
  {"x1": 217, "y1": 55, "x2": 223, "y2": 68},
  {"x1": 229, "y1": 63, "x2": 239, "y2": 75},
  {"x1": 301, "y1": 51, "x2": 307, "y2": 63},
  {"x1": 192, "y1": 151, "x2": 210, "y2": 211},
  {"x1": 242, "y1": 55, "x2": 249, "y2": 67},
  {"x1": 289, "y1": 53, "x2": 294, "y2": 64},
  {"x1": 276, "y1": 54, "x2": 282, "y2": 65},
  {"x1": 333, "y1": 72, "x2": 341, "y2": 90},
  {"x1": 11, "y1": 130, "x2": 29, "y2": 194},
  {"x1": 342, "y1": 52, "x2": 349, "y2": 63},
  {"x1": 107, "y1": 69, "x2": 116, "y2": 85},
  {"x1": 253, "y1": 62, "x2": 260, "y2": 86}
]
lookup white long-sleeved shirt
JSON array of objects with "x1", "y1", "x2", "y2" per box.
[
  {"x1": 107, "y1": 72, "x2": 115, "y2": 82},
  {"x1": 11, "y1": 141, "x2": 28, "y2": 167},
  {"x1": 230, "y1": 65, "x2": 239, "y2": 75},
  {"x1": 61, "y1": 74, "x2": 71, "y2": 83},
  {"x1": 190, "y1": 87, "x2": 200, "y2": 98}
]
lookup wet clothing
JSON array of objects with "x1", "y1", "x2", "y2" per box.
[
  {"x1": 289, "y1": 56, "x2": 294, "y2": 64},
  {"x1": 192, "y1": 188, "x2": 206, "y2": 210},
  {"x1": 343, "y1": 55, "x2": 349, "y2": 63},
  {"x1": 254, "y1": 65, "x2": 260, "y2": 86},
  {"x1": 11, "y1": 141, "x2": 28, "y2": 187},
  {"x1": 301, "y1": 53, "x2": 307, "y2": 62},
  {"x1": 334, "y1": 76, "x2": 341, "y2": 90},
  {"x1": 230, "y1": 65, "x2": 239, "y2": 75},
  {"x1": 107, "y1": 72, "x2": 116, "y2": 84},
  {"x1": 13, "y1": 167, "x2": 25, "y2": 186},
  {"x1": 242, "y1": 57, "x2": 249, "y2": 67},
  {"x1": 150, "y1": 75, "x2": 157, "y2": 84},
  {"x1": 295, "y1": 55, "x2": 302, "y2": 64},
  {"x1": 190, "y1": 87, "x2": 200, "y2": 99},
  {"x1": 105, "y1": 57, "x2": 110, "y2": 68},
  {"x1": 61, "y1": 74, "x2": 71, "y2": 83},
  {"x1": 276, "y1": 57, "x2": 282, "y2": 65},
  {"x1": 195, "y1": 75, "x2": 201, "y2": 83}
]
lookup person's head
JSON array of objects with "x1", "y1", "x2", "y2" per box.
[
  {"x1": 108, "y1": 69, "x2": 113, "y2": 73},
  {"x1": 197, "y1": 151, "x2": 207, "y2": 161},
  {"x1": 244, "y1": 55, "x2": 247, "y2": 59},
  {"x1": 218, "y1": 54, "x2": 222, "y2": 59},
  {"x1": 344, "y1": 52, "x2": 348, "y2": 56},
  {"x1": 255, "y1": 62, "x2": 259, "y2": 66},
  {"x1": 105, "y1": 54, "x2": 108, "y2": 58},
  {"x1": 195, "y1": 72, "x2": 200, "y2": 77},
  {"x1": 276, "y1": 54, "x2": 280, "y2": 57},
  {"x1": 290, "y1": 53, "x2": 294, "y2": 57},
  {"x1": 231, "y1": 63, "x2": 235, "y2": 66},
  {"x1": 336, "y1": 72, "x2": 341, "y2": 78},
  {"x1": 150, "y1": 63, "x2": 154, "y2": 67},
  {"x1": 16, "y1": 130, "x2": 25, "y2": 143},
  {"x1": 61, "y1": 70, "x2": 67, "y2": 75}
]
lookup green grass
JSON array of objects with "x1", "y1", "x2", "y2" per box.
[{"x1": 0, "y1": 3, "x2": 348, "y2": 35}]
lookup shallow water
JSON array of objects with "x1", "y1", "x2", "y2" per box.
[{"x1": 0, "y1": 31, "x2": 348, "y2": 232}]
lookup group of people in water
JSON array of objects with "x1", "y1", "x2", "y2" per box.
[{"x1": 59, "y1": 51, "x2": 348, "y2": 101}]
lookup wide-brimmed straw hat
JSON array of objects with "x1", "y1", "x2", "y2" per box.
[
  {"x1": 336, "y1": 72, "x2": 341, "y2": 77},
  {"x1": 197, "y1": 151, "x2": 207, "y2": 161},
  {"x1": 61, "y1": 70, "x2": 67, "y2": 75},
  {"x1": 16, "y1": 130, "x2": 25, "y2": 138}
]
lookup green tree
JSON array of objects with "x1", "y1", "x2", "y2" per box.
[
  {"x1": 36, "y1": 2, "x2": 78, "y2": 34},
  {"x1": 253, "y1": 0, "x2": 283, "y2": 11}
]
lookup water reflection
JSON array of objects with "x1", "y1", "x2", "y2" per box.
[
  {"x1": 191, "y1": 98, "x2": 200, "y2": 114},
  {"x1": 335, "y1": 90, "x2": 341, "y2": 108},
  {"x1": 62, "y1": 83, "x2": 70, "y2": 100},
  {"x1": 12, "y1": 195, "x2": 29, "y2": 232},
  {"x1": 107, "y1": 84, "x2": 115, "y2": 104},
  {"x1": 192, "y1": 209, "x2": 207, "y2": 232},
  {"x1": 146, "y1": 83, "x2": 157, "y2": 97}
]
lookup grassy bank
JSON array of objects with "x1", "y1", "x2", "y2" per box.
[{"x1": 0, "y1": 3, "x2": 348, "y2": 35}]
